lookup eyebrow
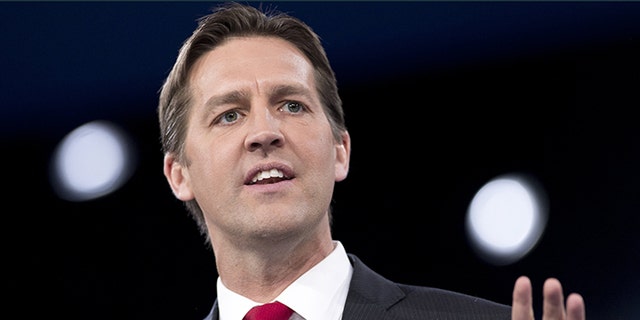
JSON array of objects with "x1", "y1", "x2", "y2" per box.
[
  {"x1": 205, "y1": 84, "x2": 314, "y2": 109},
  {"x1": 204, "y1": 90, "x2": 249, "y2": 109},
  {"x1": 269, "y1": 84, "x2": 312, "y2": 100}
]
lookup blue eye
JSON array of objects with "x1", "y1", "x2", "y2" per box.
[
  {"x1": 221, "y1": 110, "x2": 240, "y2": 124},
  {"x1": 283, "y1": 101, "x2": 303, "y2": 113}
]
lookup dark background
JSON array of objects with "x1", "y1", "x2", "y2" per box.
[{"x1": 3, "y1": 1, "x2": 639, "y2": 319}]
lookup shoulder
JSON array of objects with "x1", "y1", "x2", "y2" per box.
[
  {"x1": 399, "y1": 283, "x2": 511, "y2": 318},
  {"x1": 346, "y1": 253, "x2": 511, "y2": 319}
]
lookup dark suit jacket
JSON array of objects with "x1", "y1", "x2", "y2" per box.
[{"x1": 204, "y1": 253, "x2": 512, "y2": 319}]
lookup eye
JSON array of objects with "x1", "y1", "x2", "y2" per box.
[
  {"x1": 216, "y1": 110, "x2": 241, "y2": 125},
  {"x1": 281, "y1": 101, "x2": 304, "y2": 114}
]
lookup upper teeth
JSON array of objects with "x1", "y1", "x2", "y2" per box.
[{"x1": 252, "y1": 168, "x2": 284, "y2": 183}]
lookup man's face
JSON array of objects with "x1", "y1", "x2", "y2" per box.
[{"x1": 164, "y1": 36, "x2": 350, "y2": 245}]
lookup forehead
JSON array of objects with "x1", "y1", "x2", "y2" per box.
[{"x1": 189, "y1": 36, "x2": 314, "y2": 88}]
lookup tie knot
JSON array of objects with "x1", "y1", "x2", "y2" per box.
[{"x1": 243, "y1": 301, "x2": 293, "y2": 320}]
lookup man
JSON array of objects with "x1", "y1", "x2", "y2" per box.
[{"x1": 158, "y1": 2, "x2": 586, "y2": 319}]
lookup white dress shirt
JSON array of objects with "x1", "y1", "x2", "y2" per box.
[{"x1": 216, "y1": 240, "x2": 353, "y2": 320}]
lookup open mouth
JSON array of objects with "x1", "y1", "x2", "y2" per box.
[{"x1": 249, "y1": 168, "x2": 291, "y2": 185}]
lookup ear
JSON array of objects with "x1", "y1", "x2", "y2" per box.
[
  {"x1": 163, "y1": 153, "x2": 195, "y2": 201},
  {"x1": 334, "y1": 130, "x2": 351, "y2": 182}
]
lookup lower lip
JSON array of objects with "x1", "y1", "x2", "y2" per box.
[{"x1": 245, "y1": 179, "x2": 294, "y2": 194}]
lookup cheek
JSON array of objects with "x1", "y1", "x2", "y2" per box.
[
  {"x1": 190, "y1": 143, "x2": 233, "y2": 175},
  {"x1": 184, "y1": 134, "x2": 232, "y2": 183},
  {"x1": 303, "y1": 132, "x2": 338, "y2": 171}
]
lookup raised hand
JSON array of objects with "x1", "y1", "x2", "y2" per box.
[{"x1": 512, "y1": 275, "x2": 585, "y2": 320}]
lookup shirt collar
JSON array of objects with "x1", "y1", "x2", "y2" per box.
[{"x1": 216, "y1": 240, "x2": 353, "y2": 320}]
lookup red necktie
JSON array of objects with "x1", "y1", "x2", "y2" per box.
[{"x1": 243, "y1": 301, "x2": 293, "y2": 320}]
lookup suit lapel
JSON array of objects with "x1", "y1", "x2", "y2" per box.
[{"x1": 341, "y1": 254, "x2": 406, "y2": 320}]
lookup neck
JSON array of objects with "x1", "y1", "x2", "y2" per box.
[{"x1": 212, "y1": 221, "x2": 335, "y2": 303}]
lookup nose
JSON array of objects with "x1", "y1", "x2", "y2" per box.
[{"x1": 244, "y1": 107, "x2": 285, "y2": 153}]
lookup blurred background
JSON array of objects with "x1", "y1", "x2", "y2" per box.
[{"x1": 3, "y1": 1, "x2": 639, "y2": 319}]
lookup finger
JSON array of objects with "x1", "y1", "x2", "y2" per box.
[
  {"x1": 566, "y1": 293, "x2": 586, "y2": 320},
  {"x1": 512, "y1": 276, "x2": 535, "y2": 320},
  {"x1": 542, "y1": 278, "x2": 566, "y2": 320}
]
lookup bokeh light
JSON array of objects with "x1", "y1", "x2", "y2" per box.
[
  {"x1": 50, "y1": 120, "x2": 136, "y2": 201},
  {"x1": 466, "y1": 173, "x2": 548, "y2": 265}
]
